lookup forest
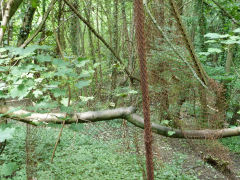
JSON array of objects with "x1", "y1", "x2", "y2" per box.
[{"x1": 0, "y1": 0, "x2": 240, "y2": 179}]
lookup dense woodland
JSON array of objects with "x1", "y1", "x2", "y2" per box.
[{"x1": 0, "y1": 0, "x2": 240, "y2": 179}]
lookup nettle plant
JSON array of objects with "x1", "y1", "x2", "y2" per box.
[{"x1": 0, "y1": 45, "x2": 96, "y2": 114}]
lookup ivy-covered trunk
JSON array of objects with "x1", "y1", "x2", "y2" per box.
[
  {"x1": 70, "y1": 0, "x2": 81, "y2": 56},
  {"x1": 17, "y1": 3, "x2": 36, "y2": 46}
]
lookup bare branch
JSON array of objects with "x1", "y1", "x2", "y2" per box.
[{"x1": 1, "y1": 106, "x2": 240, "y2": 139}]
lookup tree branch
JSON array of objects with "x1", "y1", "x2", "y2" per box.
[{"x1": 1, "y1": 106, "x2": 240, "y2": 139}]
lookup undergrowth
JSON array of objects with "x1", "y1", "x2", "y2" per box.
[
  {"x1": 220, "y1": 136, "x2": 240, "y2": 154},
  {"x1": 0, "y1": 121, "x2": 198, "y2": 180}
]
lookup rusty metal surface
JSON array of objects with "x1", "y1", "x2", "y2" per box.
[{"x1": 134, "y1": 0, "x2": 154, "y2": 179}]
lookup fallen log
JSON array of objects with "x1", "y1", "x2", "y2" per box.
[{"x1": 0, "y1": 106, "x2": 240, "y2": 139}]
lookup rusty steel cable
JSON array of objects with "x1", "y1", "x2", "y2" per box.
[{"x1": 134, "y1": 0, "x2": 154, "y2": 179}]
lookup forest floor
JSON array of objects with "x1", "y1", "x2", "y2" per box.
[{"x1": 0, "y1": 119, "x2": 240, "y2": 179}]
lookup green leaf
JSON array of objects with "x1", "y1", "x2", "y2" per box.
[
  {"x1": 207, "y1": 48, "x2": 222, "y2": 53},
  {"x1": 75, "y1": 80, "x2": 91, "y2": 89},
  {"x1": 205, "y1": 40, "x2": 217, "y2": 43},
  {"x1": 60, "y1": 98, "x2": 70, "y2": 107},
  {"x1": 0, "y1": 128, "x2": 15, "y2": 142},
  {"x1": 221, "y1": 39, "x2": 239, "y2": 45},
  {"x1": 233, "y1": 28, "x2": 240, "y2": 33},
  {"x1": 9, "y1": 84, "x2": 30, "y2": 100},
  {"x1": 33, "y1": 90, "x2": 43, "y2": 98},
  {"x1": 161, "y1": 120, "x2": 169, "y2": 125},
  {"x1": 167, "y1": 131, "x2": 175, "y2": 136},
  {"x1": 36, "y1": 54, "x2": 52, "y2": 62},
  {"x1": 55, "y1": 67, "x2": 74, "y2": 76},
  {"x1": 51, "y1": 88, "x2": 66, "y2": 98},
  {"x1": 227, "y1": 111, "x2": 234, "y2": 119},
  {"x1": 0, "y1": 162, "x2": 18, "y2": 176},
  {"x1": 199, "y1": 52, "x2": 210, "y2": 56},
  {"x1": 52, "y1": 58, "x2": 70, "y2": 67},
  {"x1": 204, "y1": 33, "x2": 230, "y2": 39},
  {"x1": 79, "y1": 96, "x2": 94, "y2": 102}
]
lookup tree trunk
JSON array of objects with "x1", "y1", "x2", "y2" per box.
[
  {"x1": 17, "y1": 2, "x2": 36, "y2": 46},
  {"x1": 0, "y1": 0, "x2": 14, "y2": 45},
  {"x1": 70, "y1": 1, "x2": 81, "y2": 56},
  {"x1": 197, "y1": 0, "x2": 207, "y2": 51},
  {"x1": 0, "y1": 0, "x2": 23, "y2": 21},
  {"x1": 111, "y1": 0, "x2": 119, "y2": 103}
]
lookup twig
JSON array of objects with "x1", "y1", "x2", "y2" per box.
[{"x1": 51, "y1": 84, "x2": 71, "y2": 163}]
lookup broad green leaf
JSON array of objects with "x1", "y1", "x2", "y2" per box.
[
  {"x1": 161, "y1": 120, "x2": 170, "y2": 125},
  {"x1": 227, "y1": 111, "x2": 234, "y2": 119},
  {"x1": 199, "y1": 52, "x2": 210, "y2": 56},
  {"x1": 79, "y1": 70, "x2": 94, "y2": 78},
  {"x1": 55, "y1": 67, "x2": 74, "y2": 76},
  {"x1": 204, "y1": 33, "x2": 230, "y2": 39},
  {"x1": 0, "y1": 82, "x2": 6, "y2": 90},
  {"x1": 221, "y1": 39, "x2": 239, "y2": 45},
  {"x1": 0, "y1": 47, "x2": 7, "y2": 53},
  {"x1": 0, "y1": 128, "x2": 15, "y2": 142},
  {"x1": 75, "y1": 80, "x2": 91, "y2": 89},
  {"x1": 205, "y1": 40, "x2": 217, "y2": 43},
  {"x1": 207, "y1": 48, "x2": 222, "y2": 53},
  {"x1": 9, "y1": 84, "x2": 30, "y2": 99},
  {"x1": 233, "y1": 28, "x2": 240, "y2": 33},
  {"x1": 52, "y1": 58, "x2": 70, "y2": 67},
  {"x1": 51, "y1": 88, "x2": 66, "y2": 97},
  {"x1": 79, "y1": 96, "x2": 94, "y2": 102},
  {"x1": 167, "y1": 131, "x2": 175, "y2": 136},
  {"x1": 61, "y1": 98, "x2": 70, "y2": 106},
  {"x1": 33, "y1": 90, "x2": 43, "y2": 98},
  {"x1": 36, "y1": 54, "x2": 52, "y2": 62}
]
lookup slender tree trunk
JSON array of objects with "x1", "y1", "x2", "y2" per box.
[
  {"x1": 197, "y1": 0, "x2": 207, "y2": 51},
  {"x1": 84, "y1": 0, "x2": 95, "y2": 63},
  {"x1": 111, "y1": 0, "x2": 119, "y2": 101},
  {"x1": 70, "y1": 0, "x2": 81, "y2": 56},
  {"x1": 0, "y1": 0, "x2": 14, "y2": 45},
  {"x1": 7, "y1": 21, "x2": 13, "y2": 45},
  {"x1": 79, "y1": 22, "x2": 85, "y2": 56},
  {"x1": 0, "y1": 0, "x2": 23, "y2": 21},
  {"x1": 39, "y1": 0, "x2": 46, "y2": 43},
  {"x1": 225, "y1": 24, "x2": 236, "y2": 74},
  {"x1": 17, "y1": 2, "x2": 36, "y2": 46}
]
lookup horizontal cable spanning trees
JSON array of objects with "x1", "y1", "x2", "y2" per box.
[{"x1": 0, "y1": 106, "x2": 240, "y2": 139}]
